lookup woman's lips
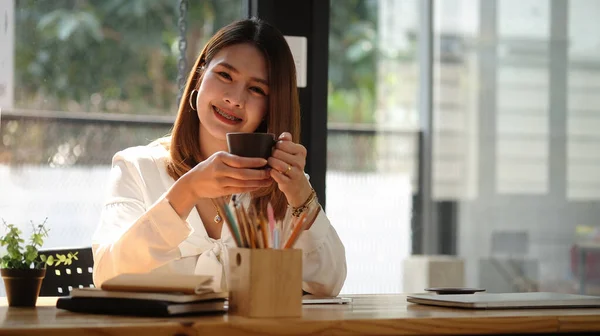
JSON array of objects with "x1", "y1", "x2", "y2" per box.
[{"x1": 213, "y1": 105, "x2": 242, "y2": 124}]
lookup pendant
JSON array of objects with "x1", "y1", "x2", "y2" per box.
[{"x1": 214, "y1": 214, "x2": 222, "y2": 223}]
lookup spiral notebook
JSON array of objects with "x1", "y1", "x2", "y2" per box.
[{"x1": 407, "y1": 292, "x2": 600, "y2": 309}]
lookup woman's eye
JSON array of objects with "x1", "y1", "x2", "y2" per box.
[
  {"x1": 250, "y1": 87, "x2": 267, "y2": 96},
  {"x1": 218, "y1": 72, "x2": 232, "y2": 80}
]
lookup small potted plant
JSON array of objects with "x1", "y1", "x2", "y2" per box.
[{"x1": 0, "y1": 219, "x2": 78, "y2": 307}]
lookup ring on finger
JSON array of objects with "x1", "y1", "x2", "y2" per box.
[{"x1": 283, "y1": 164, "x2": 292, "y2": 176}]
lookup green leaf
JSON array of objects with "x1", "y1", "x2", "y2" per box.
[{"x1": 32, "y1": 233, "x2": 44, "y2": 246}]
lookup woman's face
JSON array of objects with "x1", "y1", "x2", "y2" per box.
[{"x1": 195, "y1": 43, "x2": 269, "y2": 141}]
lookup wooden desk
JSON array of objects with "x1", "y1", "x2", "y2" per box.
[{"x1": 1, "y1": 295, "x2": 600, "y2": 335}]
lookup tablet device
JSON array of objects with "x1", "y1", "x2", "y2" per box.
[{"x1": 407, "y1": 292, "x2": 600, "y2": 309}]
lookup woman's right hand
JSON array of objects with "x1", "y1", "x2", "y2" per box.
[
  {"x1": 166, "y1": 151, "x2": 272, "y2": 219},
  {"x1": 184, "y1": 151, "x2": 272, "y2": 199}
]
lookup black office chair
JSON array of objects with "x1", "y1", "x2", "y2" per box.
[{"x1": 38, "y1": 247, "x2": 95, "y2": 296}]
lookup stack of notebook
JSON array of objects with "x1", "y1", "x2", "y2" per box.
[{"x1": 56, "y1": 273, "x2": 228, "y2": 317}]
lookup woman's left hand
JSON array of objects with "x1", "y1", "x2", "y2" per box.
[{"x1": 268, "y1": 132, "x2": 313, "y2": 207}]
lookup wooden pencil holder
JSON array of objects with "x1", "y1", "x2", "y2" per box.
[{"x1": 228, "y1": 248, "x2": 302, "y2": 318}]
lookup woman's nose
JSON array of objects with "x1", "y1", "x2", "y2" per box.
[{"x1": 224, "y1": 84, "x2": 246, "y2": 108}]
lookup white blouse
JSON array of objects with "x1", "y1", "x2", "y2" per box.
[{"x1": 91, "y1": 142, "x2": 347, "y2": 296}]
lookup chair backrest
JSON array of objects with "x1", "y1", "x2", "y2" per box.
[{"x1": 38, "y1": 247, "x2": 94, "y2": 296}]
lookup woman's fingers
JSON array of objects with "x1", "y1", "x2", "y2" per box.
[
  {"x1": 270, "y1": 167, "x2": 290, "y2": 185},
  {"x1": 218, "y1": 152, "x2": 268, "y2": 169},
  {"x1": 274, "y1": 139, "x2": 306, "y2": 156},
  {"x1": 267, "y1": 156, "x2": 295, "y2": 179},
  {"x1": 220, "y1": 176, "x2": 272, "y2": 188},
  {"x1": 213, "y1": 152, "x2": 271, "y2": 181},
  {"x1": 270, "y1": 149, "x2": 302, "y2": 169},
  {"x1": 223, "y1": 165, "x2": 271, "y2": 181},
  {"x1": 278, "y1": 132, "x2": 293, "y2": 141},
  {"x1": 205, "y1": 176, "x2": 271, "y2": 198},
  {"x1": 276, "y1": 132, "x2": 306, "y2": 156},
  {"x1": 187, "y1": 152, "x2": 272, "y2": 200},
  {"x1": 269, "y1": 133, "x2": 314, "y2": 206}
]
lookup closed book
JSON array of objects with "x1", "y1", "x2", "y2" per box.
[
  {"x1": 70, "y1": 287, "x2": 228, "y2": 303},
  {"x1": 56, "y1": 297, "x2": 228, "y2": 317},
  {"x1": 101, "y1": 273, "x2": 214, "y2": 294}
]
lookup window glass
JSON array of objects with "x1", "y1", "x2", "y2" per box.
[
  {"x1": 0, "y1": 0, "x2": 243, "y2": 262},
  {"x1": 328, "y1": 0, "x2": 419, "y2": 294},
  {"x1": 435, "y1": 0, "x2": 600, "y2": 295}
]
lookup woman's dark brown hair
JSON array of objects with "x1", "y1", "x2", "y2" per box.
[{"x1": 165, "y1": 17, "x2": 300, "y2": 220}]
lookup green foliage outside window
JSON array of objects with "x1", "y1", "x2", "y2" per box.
[
  {"x1": 15, "y1": 0, "x2": 381, "y2": 123},
  {"x1": 328, "y1": 0, "x2": 378, "y2": 124},
  {"x1": 5, "y1": 0, "x2": 410, "y2": 171},
  {"x1": 14, "y1": 0, "x2": 242, "y2": 114}
]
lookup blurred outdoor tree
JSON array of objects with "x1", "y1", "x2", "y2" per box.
[
  {"x1": 3, "y1": 0, "x2": 382, "y2": 166},
  {"x1": 14, "y1": 0, "x2": 242, "y2": 115},
  {"x1": 328, "y1": 0, "x2": 378, "y2": 124},
  {"x1": 2, "y1": 0, "x2": 242, "y2": 165}
]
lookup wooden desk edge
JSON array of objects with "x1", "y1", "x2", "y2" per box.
[
  {"x1": 558, "y1": 315, "x2": 600, "y2": 333},
  {"x1": 3, "y1": 315, "x2": 600, "y2": 336},
  {"x1": 2, "y1": 296, "x2": 600, "y2": 335}
]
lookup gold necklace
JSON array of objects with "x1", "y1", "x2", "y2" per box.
[{"x1": 210, "y1": 199, "x2": 223, "y2": 223}]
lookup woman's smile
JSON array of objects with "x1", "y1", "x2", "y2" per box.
[{"x1": 213, "y1": 105, "x2": 242, "y2": 124}]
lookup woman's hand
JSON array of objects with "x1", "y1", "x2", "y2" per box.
[
  {"x1": 185, "y1": 151, "x2": 273, "y2": 199},
  {"x1": 268, "y1": 132, "x2": 313, "y2": 207},
  {"x1": 166, "y1": 151, "x2": 272, "y2": 219}
]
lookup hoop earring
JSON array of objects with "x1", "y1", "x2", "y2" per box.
[{"x1": 189, "y1": 90, "x2": 198, "y2": 111}]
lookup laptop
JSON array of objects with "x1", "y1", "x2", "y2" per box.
[{"x1": 406, "y1": 292, "x2": 600, "y2": 309}]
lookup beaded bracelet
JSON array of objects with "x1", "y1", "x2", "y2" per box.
[{"x1": 291, "y1": 188, "x2": 318, "y2": 217}]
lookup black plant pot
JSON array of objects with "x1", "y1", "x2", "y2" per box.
[{"x1": 1, "y1": 268, "x2": 46, "y2": 307}]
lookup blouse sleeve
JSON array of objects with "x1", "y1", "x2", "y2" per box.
[
  {"x1": 91, "y1": 151, "x2": 192, "y2": 287},
  {"x1": 294, "y1": 205, "x2": 347, "y2": 296}
]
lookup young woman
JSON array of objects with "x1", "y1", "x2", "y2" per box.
[{"x1": 92, "y1": 18, "x2": 346, "y2": 296}]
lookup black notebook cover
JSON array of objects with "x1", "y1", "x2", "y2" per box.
[{"x1": 56, "y1": 297, "x2": 227, "y2": 317}]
